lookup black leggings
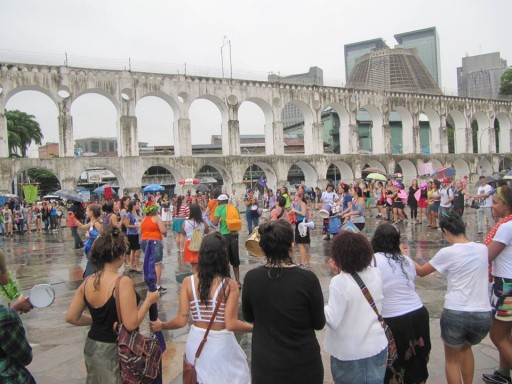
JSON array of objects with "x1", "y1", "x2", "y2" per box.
[{"x1": 409, "y1": 204, "x2": 418, "y2": 219}]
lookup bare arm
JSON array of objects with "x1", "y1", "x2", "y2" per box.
[
  {"x1": 118, "y1": 277, "x2": 160, "y2": 332},
  {"x1": 488, "y1": 241, "x2": 507, "y2": 262},
  {"x1": 414, "y1": 260, "x2": 437, "y2": 277},
  {"x1": 65, "y1": 282, "x2": 92, "y2": 326},
  {"x1": 150, "y1": 277, "x2": 191, "y2": 331},
  {"x1": 224, "y1": 279, "x2": 253, "y2": 333}
]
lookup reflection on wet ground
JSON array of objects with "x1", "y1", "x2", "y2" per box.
[{"x1": 1, "y1": 209, "x2": 497, "y2": 383}]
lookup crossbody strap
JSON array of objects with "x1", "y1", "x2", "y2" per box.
[
  {"x1": 114, "y1": 276, "x2": 124, "y2": 325},
  {"x1": 194, "y1": 279, "x2": 230, "y2": 361},
  {"x1": 351, "y1": 272, "x2": 383, "y2": 322}
]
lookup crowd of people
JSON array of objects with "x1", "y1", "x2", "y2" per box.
[{"x1": 0, "y1": 176, "x2": 511, "y2": 384}]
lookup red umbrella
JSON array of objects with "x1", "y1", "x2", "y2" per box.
[
  {"x1": 432, "y1": 166, "x2": 456, "y2": 179},
  {"x1": 178, "y1": 178, "x2": 200, "y2": 186}
]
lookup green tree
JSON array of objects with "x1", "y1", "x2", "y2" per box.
[
  {"x1": 26, "y1": 168, "x2": 60, "y2": 197},
  {"x1": 500, "y1": 68, "x2": 512, "y2": 95},
  {"x1": 6, "y1": 110, "x2": 43, "y2": 157}
]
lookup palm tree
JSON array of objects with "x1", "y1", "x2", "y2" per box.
[{"x1": 6, "y1": 110, "x2": 43, "y2": 157}]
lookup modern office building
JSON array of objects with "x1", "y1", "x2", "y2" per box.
[
  {"x1": 268, "y1": 67, "x2": 323, "y2": 127},
  {"x1": 394, "y1": 27, "x2": 441, "y2": 87},
  {"x1": 346, "y1": 47, "x2": 442, "y2": 95},
  {"x1": 344, "y1": 27, "x2": 441, "y2": 87},
  {"x1": 344, "y1": 38, "x2": 388, "y2": 83},
  {"x1": 457, "y1": 52, "x2": 508, "y2": 99}
]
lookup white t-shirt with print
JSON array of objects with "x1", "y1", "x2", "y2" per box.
[
  {"x1": 430, "y1": 242, "x2": 491, "y2": 312},
  {"x1": 477, "y1": 184, "x2": 493, "y2": 207},
  {"x1": 492, "y1": 221, "x2": 512, "y2": 279}
]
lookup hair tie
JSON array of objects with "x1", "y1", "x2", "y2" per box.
[{"x1": 112, "y1": 228, "x2": 120, "y2": 237}]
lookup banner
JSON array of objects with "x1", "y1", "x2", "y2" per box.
[
  {"x1": 256, "y1": 175, "x2": 268, "y2": 189},
  {"x1": 419, "y1": 162, "x2": 433, "y2": 176},
  {"x1": 22, "y1": 184, "x2": 39, "y2": 203}
]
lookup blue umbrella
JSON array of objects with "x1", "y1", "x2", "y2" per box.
[{"x1": 143, "y1": 184, "x2": 164, "y2": 193}]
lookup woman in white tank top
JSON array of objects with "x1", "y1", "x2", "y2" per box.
[{"x1": 150, "y1": 232, "x2": 252, "y2": 384}]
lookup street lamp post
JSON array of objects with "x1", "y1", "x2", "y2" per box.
[{"x1": 242, "y1": 148, "x2": 252, "y2": 189}]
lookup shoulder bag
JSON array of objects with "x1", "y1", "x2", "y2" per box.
[
  {"x1": 183, "y1": 280, "x2": 229, "y2": 384},
  {"x1": 114, "y1": 276, "x2": 162, "y2": 384},
  {"x1": 351, "y1": 272, "x2": 397, "y2": 368}
]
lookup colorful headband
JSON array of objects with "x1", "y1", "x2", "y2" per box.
[
  {"x1": 143, "y1": 198, "x2": 160, "y2": 215},
  {"x1": 497, "y1": 187, "x2": 507, "y2": 205}
]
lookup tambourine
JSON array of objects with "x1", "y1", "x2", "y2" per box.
[{"x1": 28, "y1": 284, "x2": 56, "y2": 308}]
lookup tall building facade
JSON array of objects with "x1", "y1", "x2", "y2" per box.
[
  {"x1": 344, "y1": 38, "x2": 388, "y2": 83},
  {"x1": 394, "y1": 27, "x2": 441, "y2": 87},
  {"x1": 457, "y1": 52, "x2": 508, "y2": 99},
  {"x1": 268, "y1": 67, "x2": 323, "y2": 127},
  {"x1": 344, "y1": 27, "x2": 441, "y2": 87}
]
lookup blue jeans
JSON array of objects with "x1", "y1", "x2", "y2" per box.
[
  {"x1": 245, "y1": 210, "x2": 259, "y2": 234},
  {"x1": 141, "y1": 240, "x2": 163, "y2": 264},
  {"x1": 330, "y1": 347, "x2": 387, "y2": 384},
  {"x1": 440, "y1": 308, "x2": 492, "y2": 347}
]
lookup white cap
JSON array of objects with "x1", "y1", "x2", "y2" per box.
[{"x1": 217, "y1": 194, "x2": 229, "y2": 201}]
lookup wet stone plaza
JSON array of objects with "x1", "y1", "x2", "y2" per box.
[{"x1": 1, "y1": 208, "x2": 499, "y2": 383}]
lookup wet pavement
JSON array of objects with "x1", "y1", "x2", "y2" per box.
[{"x1": 1, "y1": 208, "x2": 499, "y2": 383}]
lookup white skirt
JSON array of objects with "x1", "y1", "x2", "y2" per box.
[
  {"x1": 160, "y1": 208, "x2": 172, "y2": 222},
  {"x1": 185, "y1": 325, "x2": 250, "y2": 384}
]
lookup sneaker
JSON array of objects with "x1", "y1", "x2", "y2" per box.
[
  {"x1": 482, "y1": 371, "x2": 512, "y2": 384},
  {"x1": 158, "y1": 286, "x2": 168, "y2": 295}
]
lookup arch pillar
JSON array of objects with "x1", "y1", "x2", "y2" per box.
[
  {"x1": 228, "y1": 104, "x2": 240, "y2": 156},
  {"x1": 174, "y1": 118, "x2": 191, "y2": 157},
  {"x1": 410, "y1": 113, "x2": 421, "y2": 154},
  {"x1": 272, "y1": 121, "x2": 284, "y2": 155},
  {"x1": 58, "y1": 100, "x2": 74, "y2": 157},
  {"x1": 0, "y1": 107, "x2": 7, "y2": 158},
  {"x1": 119, "y1": 115, "x2": 138, "y2": 157},
  {"x1": 311, "y1": 122, "x2": 323, "y2": 155}
]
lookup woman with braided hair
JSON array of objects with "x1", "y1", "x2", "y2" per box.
[{"x1": 482, "y1": 185, "x2": 512, "y2": 384}]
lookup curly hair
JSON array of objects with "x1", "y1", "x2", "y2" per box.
[
  {"x1": 90, "y1": 225, "x2": 128, "y2": 290},
  {"x1": 197, "y1": 232, "x2": 230, "y2": 306},
  {"x1": 371, "y1": 223, "x2": 410, "y2": 282},
  {"x1": 258, "y1": 220, "x2": 294, "y2": 266},
  {"x1": 331, "y1": 231, "x2": 374, "y2": 274}
]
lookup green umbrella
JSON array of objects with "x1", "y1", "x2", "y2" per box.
[{"x1": 366, "y1": 173, "x2": 387, "y2": 181}]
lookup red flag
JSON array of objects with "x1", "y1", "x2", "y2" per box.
[{"x1": 104, "y1": 186, "x2": 112, "y2": 199}]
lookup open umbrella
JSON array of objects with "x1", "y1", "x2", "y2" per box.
[
  {"x1": 195, "y1": 184, "x2": 210, "y2": 193},
  {"x1": 53, "y1": 189, "x2": 84, "y2": 202},
  {"x1": 143, "y1": 184, "x2": 164, "y2": 193},
  {"x1": 504, "y1": 170, "x2": 512, "y2": 180},
  {"x1": 432, "y1": 166, "x2": 456, "y2": 179},
  {"x1": 366, "y1": 173, "x2": 387, "y2": 181},
  {"x1": 178, "y1": 178, "x2": 200, "y2": 186},
  {"x1": 362, "y1": 167, "x2": 385, "y2": 175},
  {"x1": 42, "y1": 194, "x2": 61, "y2": 200}
]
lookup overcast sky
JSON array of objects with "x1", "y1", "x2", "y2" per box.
[{"x1": 1, "y1": 0, "x2": 510, "y2": 156}]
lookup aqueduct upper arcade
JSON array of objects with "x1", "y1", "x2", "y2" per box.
[{"x1": 0, "y1": 62, "x2": 511, "y2": 194}]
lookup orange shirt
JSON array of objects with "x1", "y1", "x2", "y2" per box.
[
  {"x1": 207, "y1": 199, "x2": 219, "y2": 221},
  {"x1": 140, "y1": 216, "x2": 162, "y2": 241}
]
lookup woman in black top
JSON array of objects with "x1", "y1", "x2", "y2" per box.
[
  {"x1": 452, "y1": 180, "x2": 471, "y2": 216},
  {"x1": 242, "y1": 220, "x2": 326, "y2": 384},
  {"x1": 408, "y1": 179, "x2": 420, "y2": 224},
  {"x1": 66, "y1": 226, "x2": 159, "y2": 384}
]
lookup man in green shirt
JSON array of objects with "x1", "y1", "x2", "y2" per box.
[{"x1": 212, "y1": 194, "x2": 242, "y2": 287}]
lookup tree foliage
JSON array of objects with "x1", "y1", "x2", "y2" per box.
[
  {"x1": 6, "y1": 110, "x2": 43, "y2": 157},
  {"x1": 26, "y1": 168, "x2": 60, "y2": 197},
  {"x1": 500, "y1": 68, "x2": 512, "y2": 95}
]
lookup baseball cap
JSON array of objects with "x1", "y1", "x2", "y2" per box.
[{"x1": 217, "y1": 194, "x2": 229, "y2": 201}]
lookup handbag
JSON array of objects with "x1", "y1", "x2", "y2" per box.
[
  {"x1": 182, "y1": 280, "x2": 229, "y2": 384},
  {"x1": 114, "y1": 277, "x2": 162, "y2": 384},
  {"x1": 351, "y1": 272, "x2": 397, "y2": 368}
]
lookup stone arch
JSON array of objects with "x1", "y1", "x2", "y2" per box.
[
  {"x1": 476, "y1": 158, "x2": 493, "y2": 176},
  {"x1": 499, "y1": 156, "x2": 512, "y2": 172},
  {"x1": 252, "y1": 161, "x2": 278, "y2": 191},
  {"x1": 281, "y1": 100, "x2": 315, "y2": 154},
  {"x1": 287, "y1": 161, "x2": 318, "y2": 188},
  {"x1": 140, "y1": 164, "x2": 179, "y2": 193},
  {"x1": 192, "y1": 162, "x2": 233, "y2": 193},
  {"x1": 431, "y1": 159, "x2": 443, "y2": 174},
  {"x1": 360, "y1": 104, "x2": 384, "y2": 154},
  {"x1": 496, "y1": 112, "x2": 512, "y2": 154},
  {"x1": 364, "y1": 160, "x2": 387, "y2": 175},
  {"x1": 3, "y1": 85, "x2": 59, "y2": 109},
  {"x1": 240, "y1": 97, "x2": 272, "y2": 155},
  {"x1": 77, "y1": 164, "x2": 126, "y2": 193},
  {"x1": 471, "y1": 111, "x2": 490, "y2": 154},
  {"x1": 447, "y1": 109, "x2": 466, "y2": 154},
  {"x1": 70, "y1": 88, "x2": 120, "y2": 116},
  {"x1": 191, "y1": 94, "x2": 229, "y2": 154},
  {"x1": 11, "y1": 164, "x2": 62, "y2": 196},
  {"x1": 393, "y1": 107, "x2": 414, "y2": 154},
  {"x1": 396, "y1": 160, "x2": 417, "y2": 185},
  {"x1": 328, "y1": 161, "x2": 354, "y2": 184},
  {"x1": 324, "y1": 103, "x2": 350, "y2": 154},
  {"x1": 136, "y1": 93, "x2": 177, "y2": 149},
  {"x1": 452, "y1": 159, "x2": 470, "y2": 180},
  {"x1": 422, "y1": 107, "x2": 441, "y2": 154}
]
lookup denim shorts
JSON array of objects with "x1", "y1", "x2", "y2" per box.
[
  {"x1": 140, "y1": 240, "x2": 163, "y2": 264},
  {"x1": 440, "y1": 308, "x2": 492, "y2": 347},
  {"x1": 330, "y1": 347, "x2": 387, "y2": 384}
]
